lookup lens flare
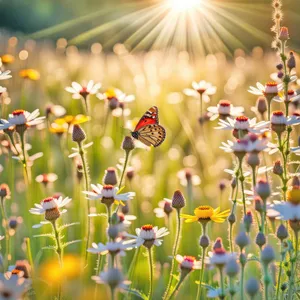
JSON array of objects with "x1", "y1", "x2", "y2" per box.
[{"x1": 168, "y1": 0, "x2": 202, "y2": 12}]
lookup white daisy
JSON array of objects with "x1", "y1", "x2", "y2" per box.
[
  {"x1": 175, "y1": 255, "x2": 201, "y2": 271},
  {"x1": 177, "y1": 169, "x2": 201, "y2": 187},
  {"x1": 269, "y1": 202, "x2": 300, "y2": 220},
  {"x1": 97, "y1": 88, "x2": 135, "y2": 103},
  {"x1": 35, "y1": 173, "x2": 58, "y2": 184},
  {"x1": 0, "y1": 70, "x2": 12, "y2": 81},
  {"x1": 207, "y1": 248, "x2": 235, "y2": 268},
  {"x1": 45, "y1": 104, "x2": 66, "y2": 117},
  {"x1": 92, "y1": 268, "x2": 129, "y2": 290},
  {"x1": 248, "y1": 82, "x2": 283, "y2": 97},
  {"x1": 88, "y1": 238, "x2": 133, "y2": 256},
  {"x1": 273, "y1": 90, "x2": 300, "y2": 103},
  {"x1": 245, "y1": 133, "x2": 269, "y2": 153},
  {"x1": 207, "y1": 100, "x2": 244, "y2": 121},
  {"x1": 215, "y1": 116, "x2": 269, "y2": 135},
  {"x1": 0, "y1": 86, "x2": 7, "y2": 95},
  {"x1": 124, "y1": 224, "x2": 169, "y2": 248},
  {"x1": 183, "y1": 80, "x2": 217, "y2": 103},
  {"x1": 271, "y1": 111, "x2": 300, "y2": 126},
  {"x1": 65, "y1": 80, "x2": 101, "y2": 99},
  {"x1": 0, "y1": 109, "x2": 45, "y2": 130},
  {"x1": 84, "y1": 184, "x2": 135, "y2": 205}
]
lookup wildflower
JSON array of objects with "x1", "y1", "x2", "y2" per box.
[
  {"x1": 287, "y1": 51, "x2": 296, "y2": 70},
  {"x1": 0, "y1": 86, "x2": 7, "y2": 96},
  {"x1": 220, "y1": 138, "x2": 249, "y2": 161},
  {"x1": 273, "y1": 90, "x2": 300, "y2": 103},
  {"x1": 154, "y1": 198, "x2": 173, "y2": 218},
  {"x1": 0, "y1": 70, "x2": 12, "y2": 80},
  {"x1": 65, "y1": 80, "x2": 101, "y2": 99},
  {"x1": 124, "y1": 224, "x2": 169, "y2": 248},
  {"x1": 208, "y1": 247, "x2": 233, "y2": 268},
  {"x1": 72, "y1": 124, "x2": 86, "y2": 143},
  {"x1": 255, "y1": 179, "x2": 271, "y2": 200},
  {"x1": 19, "y1": 69, "x2": 40, "y2": 81},
  {"x1": 225, "y1": 256, "x2": 240, "y2": 277},
  {"x1": 0, "y1": 109, "x2": 45, "y2": 130},
  {"x1": 49, "y1": 122, "x2": 68, "y2": 136},
  {"x1": 0, "y1": 272, "x2": 29, "y2": 299},
  {"x1": 29, "y1": 196, "x2": 72, "y2": 225},
  {"x1": 276, "y1": 224, "x2": 288, "y2": 241},
  {"x1": 255, "y1": 232, "x2": 266, "y2": 248},
  {"x1": 177, "y1": 169, "x2": 201, "y2": 187},
  {"x1": 92, "y1": 268, "x2": 129, "y2": 291},
  {"x1": 248, "y1": 82, "x2": 282, "y2": 98},
  {"x1": 87, "y1": 238, "x2": 132, "y2": 256},
  {"x1": 207, "y1": 100, "x2": 244, "y2": 120},
  {"x1": 84, "y1": 184, "x2": 135, "y2": 207},
  {"x1": 251, "y1": 97, "x2": 267, "y2": 117},
  {"x1": 216, "y1": 116, "x2": 269, "y2": 138},
  {"x1": 235, "y1": 231, "x2": 250, "y2": 250},
  {"x1": 97, "y1": 87, "x2": 135, "y2": 104},
  {"x1": 54, "y1": 115, "x2": 90, "y2": 126},
  {"x1": 9, "y1": 260, "x2": 31, "y2": 279},
  {"x1": 181, "y1": 206, "x2": 230, "y2": 224},
  {"x1": 35, "y1": 173, "x2": 58, "y2": 186},
  {"x1": 183, "y1": 80, "x2": 217, "y2": 102},
  {"x1": 1, "y1": 55, "x2": 14, "y2": 65},
  {"x1": 271, "y1": 111, "x2": 300, "y2": 135},
  {"x1": 261, "y1": 245, "x2": 275, "y2": 265},
  {"x1": 175, "y1": 255, "x2": 201, "y2": 272}
]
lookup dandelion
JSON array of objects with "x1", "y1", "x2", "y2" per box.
[{"x1": 207, "y1": 100, "x2": 244, "y2": 120}]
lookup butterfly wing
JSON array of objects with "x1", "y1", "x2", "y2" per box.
[
  {"x1": 134, "y1": 106, "x2": 159, "y2": 131},
  {"x1": 135, "y1": 124, "x2": 166, "y2": 147}
]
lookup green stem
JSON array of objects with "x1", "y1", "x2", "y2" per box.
[
  {"x1": 79, "y1": 142, "x2": 91, "y2": 265},
  {"x1": 148, "y1": 248, "x2": 154, "y2": 300},
  {"x1": 276, "y1": 242, "x2": 284, "y2": 300},
  {"x1": 24, "y1": 237, "x2": 35, "y2": 275},
  {"x1": 126, "y1": 247, "x2": 141, "y2": 300},
  {"x1": 264, "y1": 265, "x2": 269, "y2": 300},
  {"x1": 20, "y1": 131, "x2": 29, "y2": 184},
  {"x1": 197, "y1": 246, "x2": 206, "y2": 299},
  {"x1": 251, "y1": 165, "x2": 256, "y2": 190},
  {"x1": 168, "y1": 276, "x2": 185, "y2": 300},
  {"x1": 288, "y1": 231, "x2": 299, "y2": 300},
  {"x1": 163, "y1": 208, "x2": 182, "y2": 299},
  {"x1": 240, "y1": 262, "x2": 245, "y2": 300},
  {"x1": 0, "y1": 197, "x2": 10, "y2": 269},
  {"x1": 219, "y1": 268, "x2": 225, "y2": 299},
  {"x1": 238, "y1": 160, "x2": 246, "y2": 216}
]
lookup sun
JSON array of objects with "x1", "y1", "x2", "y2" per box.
[{"x1": 168, "y1": 0, "x2": 202, "y2": 12}]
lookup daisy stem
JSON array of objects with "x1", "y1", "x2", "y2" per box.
[
  {"x1": 278, "y1": 134, "x2": 288, "y2": 201},
  {"x1": 163, "y1": 208, "x2": 182, "y2": 299},
  {"x1": 197, "y1": 246, "x2": 206, "y2": 300},
  {"x1": 251, "y1": 165, "x2": 256, "y2": 190},
  {"x1": 263, "y1": 264, "x2": 270, "y2": 300},
  {"x1": 267, "y1": 100, "x2": 271, "y2": 122},
  {"x1": 110, "y1": 286, "x2": 116, "y2": 300},
  {"x1": 219, "y1": 268, "x2": 225, "y2": 299},
  {"x1": 287, "y1": 230, "x2": 299, "y2": 300},
  {"x1": 20, "y1": 131, "x2": 29, "y2": 185},
  {"x1": 238, "y1": 160, "x2": 247, "y2": 216},
  {"x1": 167, "y1": 275, "x2": 185, "y2": 300},
  {"x1": 126, "y1": 247, "x2": 141, "y2": 300},
  {"x1": 275, "y1": 242, "x2": 285, "y2": 300},
  {"x1": 240, "y1": 261, "x2": 245, "y2": 300},
  {"x1": 78, "y1": 142, "x2": 91, "y2": 264},
  {"x1": 24, "y1": 237, "x2": 35, "y2": 276},
  {"x1": 199, "y1": 94, "x2": 203, "y2": 117},
  {"x1": 0, "y1": 196, "x2": 10, "y2": 269},
  {"x1": 147, "y1": 247, "x2": 154, "y2": 300}
]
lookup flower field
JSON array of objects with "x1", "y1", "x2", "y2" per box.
[{"x1": 0, "y1": 0, "x2": 300, "y2": 299}]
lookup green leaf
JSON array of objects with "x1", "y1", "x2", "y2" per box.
[
  {"x1": 194, "y1": 281, "x2": 214, "y2": 289},
  {"x1": 34, "y1": 233, "x2": 55, "y2": 240},
  {"x1": 42, "y1": 246, "x2": 56, "y2": 251},
  {"x1": 62, "y1": 240, "x2": 82, "y2": 249},
  {"x1": 58, "y1": 222, "x2": 80, "y2": 232},
  {"x1": 123, "y1": 288, "x2": 147, "y2": 300}
]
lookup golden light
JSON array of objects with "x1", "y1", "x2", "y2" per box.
[{"x1": 168, "y1": 0, "x2": 202, "y2": 12}]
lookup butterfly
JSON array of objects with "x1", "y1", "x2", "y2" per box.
[{"x1": 131, "y1": 106, "x2": 166, "y2": 147}]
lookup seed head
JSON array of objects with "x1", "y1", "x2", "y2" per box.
[
  {"x1": 235, "y1": 231, "x2": 250, "y2": 250},
  {"x1": 225, "y1": 256, "x2": 240, "y2": 277},
  {"x1": 199, "y1": 235, "x2": 210, "y2": 249},
  {"x1": 246, "y1": 278, "x2": 260, "y2": 297},
  {"x1": 273, "y1": 160, "x2": 283, "y2": 176},
  {"x1": 276, "y1": 224, "x2": 288, "y2": 241},
  {"x1": 256, "y1": 97, "x2": 267, "y2": 115},
  {"x1": 255, "y1": 232, "x2": 266, "y2": 248},
  {"x1": 261, "y1": 245, "x2": 275, "y2": 265},
  {"x1": 255, "y1": 179, "x2": 271, "y2": 200}
]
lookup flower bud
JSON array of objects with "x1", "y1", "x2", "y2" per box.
[
  {"x1": 279, "y1": 27, "x2": 289, "y2": 41},
  {"x1": 273, "y1": 160, "x2": 283, "y2": 176},
  {"x1": 256, "y1": 97, "x2": 267, "y2": 115},
  {"x1": 171, "y1": 190, "x2": 185, "y2": 209},
  {"x1": 122, "y1": 136, "x2": 135, "y2": 152},
  {"x1": 228, "y1": 213, "x2": 236, "y2": 224},
  {"x1": 126, "y1": 168, "x2": 134, "y2": 181},
  {"x1": 0, "y1": 184, "x2": 10, "y2": 198},
  {"x1": 276, "y1": 224, "x2": 288, "y2": 241},
  {"x1": 281, "y1": 283, "x2": 288, "y2": 291},
  {"x1": 246, "y1": 278, "x2": 260, "y2": 297},
  {"x1": 291, "y1": 176, "x2": 300, "y2": 188},
  {"x1": 243, "y1": 211, "x2": 253, "y2": 233},
  {"x1": 287, "y1": 52, "x2": 296, "y2": 70},
  {"x1": 254, "y1": 196, "x2": 263, "y2": 212},
  {"x1": 219, "y1": 180, "x2": 226, "y2": 191},
  {"x1": 231, "y1": 177, "x2": 237, "y2": 189},
  {"x1": 103, "y1": 167, "x2": 118, "y2": 186},
  {"x1": 72, "y1": 124, "x2": 86, "y2": 143},
  {"x1": 121, "y1": 203, "x2": 129, "y2": 215},
  {"x1": 247, "y1": 152, "x2": 260, "y2": 167},
  {"x1": 107, "y1": 225, "x2": 119, "y2": 240},
  {"x1": 102, "y1": 268, "x2": 125, "y2": 290},
  {"x1": 261, "y1": 245, "x2": 275, "y2": 265},
  {"x1": 255, "y1": 179, "x2": 271, "y2": 200},
  {"x1": 276, "y1": 63, "x2": 283, "y2": 70},
  {"x1": 199, "y1": 235, "x2": 210, "y2": 249},
  {"x1": 163, "y1": 201, "x2": 173, "y2": 216},
  {"x1": 277, "y1": 71, "x2": 284, "y2": 79},
  {"x1": 8, "y1": 217, "x2": 18, "y2": 230},
  {"x1": 213, "y1": 237, "x2": 223, "y2": 250},
  {"x1": 235, "y1": 231, "x2": 250, "y2": 250},
  {"x1": 108, "y1": 97, "x2": 119, "y2": 110},
  {"x1": 225, "y1": 256, "x2": 240, "y2": 277},
  {"x1": 255, "y1": 232, "x2": 266, "y2": 248}
]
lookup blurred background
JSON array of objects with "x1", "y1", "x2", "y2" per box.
[{"x1": 0, "y1": 0, "x2": 300, "y2": 53}]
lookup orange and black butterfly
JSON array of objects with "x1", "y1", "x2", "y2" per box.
[{"x1": 131, "y1": 106, "x2": 166, "y2": 147}]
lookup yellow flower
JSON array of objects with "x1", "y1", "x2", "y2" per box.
[
  {"x1": 54, "y1": 114, "x2": 90, "y2": 126},
  {"x1": 104, "y1": 88, "x2": 117, "y2": 99},
  {"x1": 49, "y1": 122, "x2": 68, "y2": 135},
  {"x1": 181, "y1": 205, "x2": 230, "y2": 223},
  {"x1": 287, "y1": 186, "x2": 300, "y2": 205},
  {"x1": 1, "y1": 54, "x2": 14, "y2": 65},
  {"x1": 19, "y1": 69, "x2": 40, "y2": 80}
]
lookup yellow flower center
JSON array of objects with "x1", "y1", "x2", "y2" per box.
[
  {"x1": 194, "y1": 205, "x2": 214, "y2": 219},
  {"x1": 287, "y1": 187, "x2": 300, "y2": 204}
]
